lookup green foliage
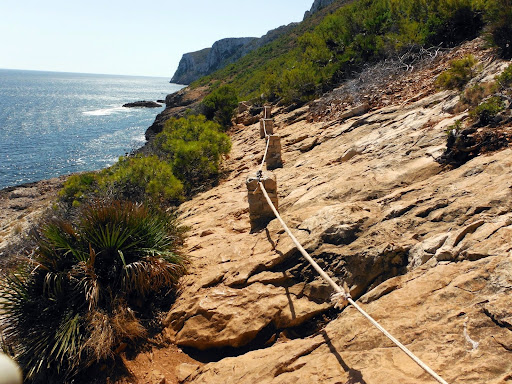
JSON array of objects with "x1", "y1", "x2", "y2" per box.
[
  {"x1": 192, "y1": 0, "x2": 487, "y2": 104},
  {"x1": 154, "y1": 115, "x2": 231, "y2": 192},
  {"x1": 59, "y1": 172, "x2": 98, "y2": 206},
  {"x1": 201, "y1": 85, "x2": 238, "y2": 127},
  {"x1": 435, "y1": 55, "x2": 477, "y2": 90},
  {"x1": 101, "y1": 155, "x2": 184, "y2": 204},
  {"x1": 58, "y1": 116, "x2": 231, "y2": 205},
  {"x1": 424, "y1": 2, "x2": 483, "y2": 47},
  {"x1": 0, "y1": 200, "x2": 186, "y2": 383},
  {"x1": 496, "y1": 63, "x2": 512, "y2": 89},
  {"x1": 469, "y1": 96, "x2": 506, "y2": 125},
  {"x1": 483, "y1": 0, "x2": 512, "y2": 58}
]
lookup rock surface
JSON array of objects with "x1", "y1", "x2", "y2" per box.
[
  {"x1": 158, "y1": 39, "x2": 512, "y2": 384},
  {"x1": 303, "y1": 0, "x2": 337, "y2": 19}
]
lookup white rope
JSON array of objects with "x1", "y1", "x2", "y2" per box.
[
  {"x1": 258, "y1": 120, "x2": 270, "y2": 172},
  {"x1": 257, "y1": 181, "x2": 449, "y2": 384}
]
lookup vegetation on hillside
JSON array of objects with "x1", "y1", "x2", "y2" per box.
[
  {"x1": 194, "y1": 0, "x2": 511, "y2": 106},
  {"x1": 59, "y1": 114, "x2": 231, "y2": 207},
  {"x1": 3, "y1": 114, "x2": 230, "y2": 382},
  {"x1": 440, "y1": 60, "x2": 512, "y2": 166},
  {"x1": 200, "y1": 85, "x2": 239, "y2": 127},
  {"x1": 435, "y1": 55, "x2": 478, "y2": 90},
  {"x1": 3, "y1": 1, "x2": 512, "y2": 382}
]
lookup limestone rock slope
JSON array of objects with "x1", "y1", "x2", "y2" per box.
[{"x1": 165, "y1": 41, "x2": 512, "y2": 384}]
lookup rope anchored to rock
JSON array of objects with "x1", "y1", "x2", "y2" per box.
[
  {"x1": 258, "y1": 182, "x2": 449, "y2": 384},
  {"x1": 248, "y1": 107, "x2": 449, "y2": 384}
]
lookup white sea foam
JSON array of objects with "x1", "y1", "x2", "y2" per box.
[{"x1": 82, "y1": 106, "x2": 128, "y2": 116}]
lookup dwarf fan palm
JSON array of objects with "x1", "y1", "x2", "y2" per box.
[{"x1": 0, "y1": 200, "x2": 186, "y2": 382}]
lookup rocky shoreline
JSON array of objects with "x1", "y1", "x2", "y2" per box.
[
  {"x1": 0, "y1": 91, "x2": 197, "y2": 270},
  {"x1": 0, "y1": 176, "x2": 66, "y2": 271}
]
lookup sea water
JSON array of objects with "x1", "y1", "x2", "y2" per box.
[{"x1": 0, "y1": 69, "x2": 184, "y2": 190}]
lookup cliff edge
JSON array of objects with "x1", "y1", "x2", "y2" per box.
[
  {"x1": 171, "y1": 37, "x2": 256, "y2": 85},
  {"x1": 170, "y1": 23, "x2": 297, "y2": 85}
]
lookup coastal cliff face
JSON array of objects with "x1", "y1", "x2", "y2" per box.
[
  {"x1": 171, "y1": 38, "x2": 256, "y2": 85},
  {"x1": 169, "y1": 0, "x2": 338, "y2": 85},
  {"x1": 126, "y1": 38, "x2": 512, "y2": 383},
  {"x1": 170, "y1": 24, "x2": 297, "y2": 85},
  {"x1": 303, "y1": 0, "x2": 336, "y2": 19}
]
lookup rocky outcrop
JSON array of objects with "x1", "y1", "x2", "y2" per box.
[
  {"x1": 170, "y1": 48, "x2": 211, "y2": 85},
  {"x1": 122, "y1": 100, "x2": 162, "y2": 108},
  {"x1": 154, "y1": 40, "x2": 512, "y2": 384},
  {"x1": 0, "y1": 177, "x2": 66, "y2": 270},
  {"x1": 171, "y1": 38, "x2": 256, "y2": 85},
  {"x1": 303, "y1": 0, "x2": 337, "y2": 19},
  {"x1": 170, "y1": 23, "x2": 296, "y2": 85},
  {"x1": 143, "y1": 86, "x2": 209, "y2": 140}
]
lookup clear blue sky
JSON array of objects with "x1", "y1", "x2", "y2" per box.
[{"x1": 0, "y1": 0, "x2": 314, "y2": 78}]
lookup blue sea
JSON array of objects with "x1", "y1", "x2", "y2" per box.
[{"x1": 0, "y1": 69, "x2": 183, "y2": 190}]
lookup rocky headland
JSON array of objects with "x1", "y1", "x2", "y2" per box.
[{"x1": 170, "y1": 22, "x2": 305, "y2": 85}]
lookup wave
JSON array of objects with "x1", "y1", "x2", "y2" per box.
[{"x1": 82, "y1": 106, "x2": 129, "y2": 116}]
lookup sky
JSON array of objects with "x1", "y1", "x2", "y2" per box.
[{"x1": 0, "y1": 0, "x2": 314, "y2": 78}]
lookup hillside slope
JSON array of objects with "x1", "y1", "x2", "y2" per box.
[{"x1": 128, "y1": 39, "x2": 512, "y2": 384}]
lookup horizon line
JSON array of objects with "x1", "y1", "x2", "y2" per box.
[{"x1": 0, "y1": 67, "x2": 174, "y2": 79}]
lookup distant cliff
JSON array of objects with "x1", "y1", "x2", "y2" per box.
[
  {"x1": 303, "y1": 0, "x2": 337, "y2": 19},
  {"x1": 171, "y1": 37, "x2": 256, "y2": 85},
  {"x1": 170, "y1": 24, "x2": 296, "y2": 85}
]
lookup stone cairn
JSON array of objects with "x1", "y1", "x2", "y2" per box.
[{"x1": 246, "y1": 105, "x2": 283, "y2": 230}]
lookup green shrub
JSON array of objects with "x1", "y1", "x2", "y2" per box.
[
  {"x1": 496, "y1": 63, "x2": 512, "y2": 88},
  {"x1": 154, "y1": 115, "x2": 231, "y2": 192},
  {"x1": 425, "y1": 4, "x2": 483, "y2": 47},
  {"x1": 191, "y1": 0, "x2": 489, "y2": 104},
  {"x1": 201, "y1": 85, "x2": 238, "y2": 128},
  {"x1": 0, "y1": 200, "x2": 186, "y2": 383},
  {"x1": 59, "y1": 172, "x2": 98, "y2": 206},
  {"x1": 102, "y1": 155, "x2": 184, "y2": 204},
  {"x1": 469, "y1": 96, "x2": 506, "y2": 125},
  {"x1": 446, "y1": 119, "x2": 464, "y2": 135},
  {"x1": 435, "y1": 55, "x2": 477, "y2": 90},
  {"x1": 484, "y1": 0, "x2": 512, "y2": 58}
]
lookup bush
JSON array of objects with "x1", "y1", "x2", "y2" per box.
[
  {"x1": 469, "y1": 96, "x2": 506, "y2": 125},
  {"x1": 192, "y1": 0, "x2": 490, "y2": 105},
  {"x1": 102, "y1": 155, "x2": 184, "y2": 204},
  {"x1": 154, "y1": 115, "x2": 231, "y2": 192},
  {"x1": 435, "y1": 55, "x2": 477, "y2": 90},
  {"x1": 485, "y1": 0, "x2": 512, "y2": 58},
  {"x1": 201, "y1": 85, "x2": 238, "y2": 128},
  {"x1": 0, "y1": 200, "x2": 186, "y2": 383},
  {"x1": 425, "y1": 5, "x2": 483, "y2": 47},
  {"x1": 59, "y1": 172, "x2": 98, "y2": 206},
  {"x1": 496, "y1": 63, "x2": 512, "y2": 89}
]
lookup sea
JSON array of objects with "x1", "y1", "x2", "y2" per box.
[{"x1": 0, "y1": 69, "x2": 184, "y2": 190}]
